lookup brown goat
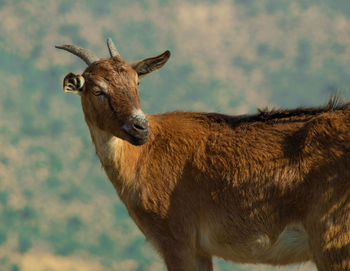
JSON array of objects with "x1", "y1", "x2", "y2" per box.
[{"x1": 56, "y1": 39, "x2": 350, "y2": 271}]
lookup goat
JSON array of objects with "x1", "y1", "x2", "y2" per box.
[{"x1": 56, "y1": 38, "x2": 350, "y2": 271}]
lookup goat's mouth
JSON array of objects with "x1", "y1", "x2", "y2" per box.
[
  {"x1": 121, "y1": 122, "x2": 149, "y2": 146},
  {"x1": 123, "y1": 130, "x2": 149, "y2": 145}
]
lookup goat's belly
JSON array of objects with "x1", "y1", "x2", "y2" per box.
[{"x1": 199, "y1": 223, "x2": 311, "y2": 265}]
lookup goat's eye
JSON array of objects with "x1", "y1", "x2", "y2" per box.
[
  {"x1": 91, "y1": 86, "x2": 106, "y2": 96},
  {"x1": 92, "y1": 90, "x2": 104, "y2": 96},
  {"x1": 91, "y1": 80, "x2": 108, "y2": 96}
]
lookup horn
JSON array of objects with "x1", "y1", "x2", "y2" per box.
[
  {"x1": 55, "y1": 44, "x2": 99, "y2": 65},
  {"x1": 106, "y1": 37, "x2": 120, "y2": 57}
]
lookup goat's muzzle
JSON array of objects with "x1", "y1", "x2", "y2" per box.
[{"x1": 122, "y1": 116, "x2": 149, "y2": 146}]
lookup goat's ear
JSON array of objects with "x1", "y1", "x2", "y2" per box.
[
  {"x1": 130, "y1": 50, "x2": 170, "y2": 79},
  {"x1": 63, "y1": 73, "x2": 85, "y2": 95}
]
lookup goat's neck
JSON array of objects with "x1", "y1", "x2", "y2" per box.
[
  {"x1": 86, "y1": 123, "x2": 142, "y2": 201},
  {"x1": 88, "y1": 125, "x2": 123, "y2": 167}
]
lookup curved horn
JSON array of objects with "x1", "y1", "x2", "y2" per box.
[
  {"x1": 55, "y1": 44, "x2": 99, "y2": 65},
  {"x1": 106, "y1": 38, "x2": 120, "y2": 57}
]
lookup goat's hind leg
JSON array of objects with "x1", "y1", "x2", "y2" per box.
[{"x1": 307, "y1": 203, "x2": 350, "y2": 270}]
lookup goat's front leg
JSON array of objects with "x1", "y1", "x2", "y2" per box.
[
  {"x1": 195, "y1": 254, "x2": 213, "y2": 271},
  {"x1": 158, "y1": 243, "x2": 213, "y2": 271}
]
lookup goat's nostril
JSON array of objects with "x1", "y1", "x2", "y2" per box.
[{"x1": 132, "y1": 120, "x2": 148, "y2": 132}]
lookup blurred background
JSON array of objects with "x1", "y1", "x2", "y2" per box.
[{"x1": 0, "y1": 0, "x2": 350, "y2": 270}]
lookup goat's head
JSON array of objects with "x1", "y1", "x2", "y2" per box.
[{"x1": 56, "y1": 38, "x2": 170, "y2": 145}]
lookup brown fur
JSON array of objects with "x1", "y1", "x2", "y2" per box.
[{"x1": 60, "y1": 52, "x2": 350, "y2": 271}]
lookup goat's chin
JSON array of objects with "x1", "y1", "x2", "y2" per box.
[
  {"x1": 121, "y1": 131, "x2": 149, "y2": 146},
  {"x1": 128, "y1": 137, "x2": 148, "y2": 146}
]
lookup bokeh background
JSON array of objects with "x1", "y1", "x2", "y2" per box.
[{"x1": 1, "y1": 0, "x2": 350, "y2": 270}]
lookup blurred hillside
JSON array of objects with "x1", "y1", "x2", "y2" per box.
[{"x1": 1, "y1": 0, "x2": 350, "y2": 270}]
